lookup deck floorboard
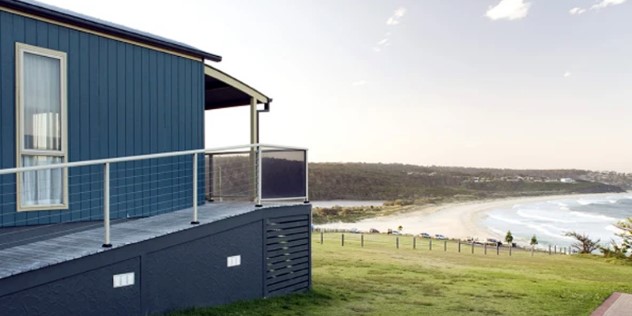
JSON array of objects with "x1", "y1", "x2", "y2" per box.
[{"x1": 0, "y1": 202, "x2": 298, "y2": 280}]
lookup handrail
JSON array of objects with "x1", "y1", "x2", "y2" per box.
[
  {"x1": 0, "y1": 143, "x2": 309, "y2": 248},
  {"x1": 0, "y1": 143, "x2": 307, "y2": 175}
]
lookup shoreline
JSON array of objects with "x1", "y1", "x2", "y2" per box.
[{"x1": 314, "y1": 192, "x2": 630, "y2": 240}]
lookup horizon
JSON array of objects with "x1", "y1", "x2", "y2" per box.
[
  {"x1": 309, "y1": 160, "x2": 629, "y2": 174},
  {"x1": 39, "y1": 0, "x2": 632, "y2": 173}
]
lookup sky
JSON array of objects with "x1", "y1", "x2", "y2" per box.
[{"x1": 39, "y1": 0, "x2": 632, "y2": 172}]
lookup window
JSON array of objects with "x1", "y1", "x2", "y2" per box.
[{"x1": 16, "y1": 43, "x2": 68, "y2": 211}]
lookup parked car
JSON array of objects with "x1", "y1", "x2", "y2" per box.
[
  {"x1": 369, "y1": 228, "x2": 380, "y2": 234},
  {"x1": 391, "y1": 230, "x2": 402, "y2": 235},
  {"x1": 486, "y1": 238, "x2": 502, "y2": 246},
  {"x1": 434, "y1": 234, "x2": 447, "y2": 240},
  {"x1": 419, "y1": 232, "x2": 431, "y2": 238},
  {"x1": 349, "y1": 228, "x2": 359, "y2": 234}
]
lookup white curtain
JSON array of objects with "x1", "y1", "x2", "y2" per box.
[
  {"x1": 21, "y1": 52, "x2": 63, "y2": 206},
  {"x1": 22, "y1": 156, "x2": 63, "y2": 206}
]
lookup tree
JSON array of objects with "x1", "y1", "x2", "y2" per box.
[
  {"x1": 505, "y1": 230, "x2": 514, "y2": 245},
  {"x1": 615, "y1": 217, "x2": 632, "y2": 252},
  {"x1": 564, "y1": 231, "x2": 600, "y2": 254},
  {"x1": 398, "y1": 225, "x2": 403, "y2": 232},
  {"x1": 602, "y1": 217, "x2": 632, "y2": 260},
  {"x1": 530, "y1": 235, "x2": 538, "y2": 246}
]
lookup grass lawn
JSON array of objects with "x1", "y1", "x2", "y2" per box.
[{"x1": 170, "y1": 233, "x2": 632, "y2": 316}]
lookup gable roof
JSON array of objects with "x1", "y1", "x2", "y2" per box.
[{"x1": 1, "y1": 0, "x2": 222, "y2": 62}]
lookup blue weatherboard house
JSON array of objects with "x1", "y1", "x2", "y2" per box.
[{"x1": 0, "y1": 1, "x2": 311, "y2": 315}]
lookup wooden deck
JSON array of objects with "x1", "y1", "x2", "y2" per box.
[{"x1": 0, "y1": 202, "x2": 299, "y2": 280}]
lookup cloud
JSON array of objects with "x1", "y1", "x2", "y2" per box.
[
  {"x1": 591, "y1": 0, "x2": 627, "y2": 10},
  {"x1": 570, "y1": 0, "x2": 626, "y2": 17},
  {"x1": 563, "y1": 71, "x2": 572, "y2": 78},
  {"x1": 386, "y1": 7, "x2": 406, "y2": 25},
  {"x1": 373, "y1": 8, "x2": 404, "y2": 53},
  {"x1": 486, "y1": 0, "x2": 531, "y2": 21},
  {"x1": 373, "y1": 36, "x2": 392, "y2": 52},
  {"x1": 377, "y1": 38, "x2": 389, "y2": 46},
  {"x1": 352, "y1": 80, "x2": 367, "y2": 87}
]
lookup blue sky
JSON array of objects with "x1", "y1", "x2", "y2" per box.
[{"x1": 41, "y1": 0, "x2": 632, "y2": 172}]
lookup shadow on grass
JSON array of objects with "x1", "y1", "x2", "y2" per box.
[{"x1": 166, "y1": 290, "x2": 332, "y2": 316}]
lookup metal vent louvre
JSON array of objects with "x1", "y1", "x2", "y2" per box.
[{"x1": 264, "y1": 215, "x2": 311, "y2": 296}]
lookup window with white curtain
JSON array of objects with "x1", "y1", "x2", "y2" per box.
[{"x1": 16, "y1": 43, "x2": 68, "y2": 211}]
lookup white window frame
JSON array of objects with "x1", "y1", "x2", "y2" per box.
[{"x1": 15, "y1": 43, "x2": 69, "y2": 211}]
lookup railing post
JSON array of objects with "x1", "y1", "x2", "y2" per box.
[
  {"x1": 191, "y1": 153, "x2": 199, "y2": 225},
  {"x1": 102, "y1": 162, "x2": 112, "y2": 248},
  {"x1": 255, "y1": 145, "x2": 262, "y2": 207},
  {"x1": 304, "y1": 149, "x2": 310, "y2": 203}
]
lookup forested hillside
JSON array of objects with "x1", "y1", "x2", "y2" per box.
[{"x1": 309, "y1": 163, "x2": 627, "y2": 201}]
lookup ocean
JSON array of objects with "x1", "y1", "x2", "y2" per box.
[{"x1": 483, "y1": 193, "x2": 632, "y2": 249}]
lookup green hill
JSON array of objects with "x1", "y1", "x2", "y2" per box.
[{"x1": 309, "y1": 163, "x2": 626, "y2": 201}]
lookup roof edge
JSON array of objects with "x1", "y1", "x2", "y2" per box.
[
  {"x1": 2, "y1": 0, "x2": 222, "y2": 62},
  {"x1": 204, "y1": 65, "x2": 271, "y2": 104}
]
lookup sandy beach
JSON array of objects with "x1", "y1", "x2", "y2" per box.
[{"x1": 315, "y1": 193, "x2": 625, "y2": 240}]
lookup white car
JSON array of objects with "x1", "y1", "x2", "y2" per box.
[{"x1": 434, "y1": 234, "x2": 447, "y2": 240}]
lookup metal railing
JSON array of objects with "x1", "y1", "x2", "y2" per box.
[{"x1": 0, "y1": 143, "x2": 308, "y2": 248}]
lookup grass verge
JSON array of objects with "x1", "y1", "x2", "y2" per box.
[{"x1": 170, "y1": 233, "x2": 632, "y2": 316}]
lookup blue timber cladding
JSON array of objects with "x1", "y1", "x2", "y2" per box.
[{"x1": 0, "y1": 10, "x2": 206, "y2": 227}]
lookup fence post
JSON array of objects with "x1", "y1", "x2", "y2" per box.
[
  {"x1": 413, "y1": 237, "x2": 416, "y2": 249},
  {"x1": 531, "y1": 246, "x2": 534, "y2": 257},
  {"x1": 429, "y1": 238, "x2": 432, "y2": 251},
  {"x1": 549, "y1": 245, "x2": 551, "y2": 255},
  {"x1": 554, "y1": 245, "x2": 557, "y2": 254},
  {"x1": 102, "y1": 162, "x2": 112, "y2": 248},
  {"x1": 471, "y1": 242, "x2": 474, "y2": 254},
  {"x1": 484, "y1": 243, "x2": 487, "y2": 255},
  {"x1": 496, "y1": 244, "x2": 500, "y2": 255},
  {"x1": 509, "y1": 245, "x2": 512, "y2": 256},
  {"x1": 458, "y1": 240, "x2": 461, "y2": 253},
  {"x1": 191, "y1": 153, "x2": 200, "y2": 224},
  {"x1": 320, "y1": 231, "x2": 323, "y2": 244},
  {"x1": 396, "y1": 236, "x2": 399, "y2": 249},
  {"x1": 342, "y1": 233, "x2": 345, "y2": 246},
  {"x1": 444, "y1": 240, "x2": 447, "y2": 252},
  {"x1": 361, "y1": 234, "x2": 364, "y2": 247}
]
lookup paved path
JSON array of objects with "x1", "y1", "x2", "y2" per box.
[{"x1": 592, "y1": 292, "x2": 632, "y2": 316}]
